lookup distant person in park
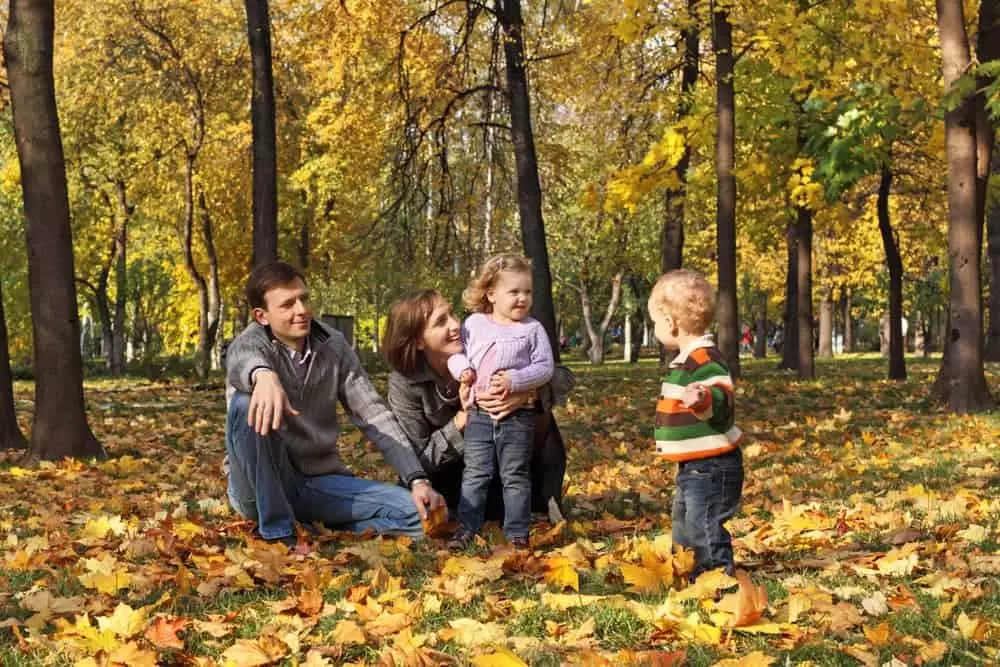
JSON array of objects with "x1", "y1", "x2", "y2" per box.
[
  {"x1": 381, "y1": 288, "x2": 573, "y2": 527},
  {"x1": 648, "y1": 269, "x2": 744, "y2": 579},
  {"x1": 224, "y1": 261, "x2": 444, "y2": 546},
  {"x1": 443, "y1": 253, "x2": 555, "y2": 549}
]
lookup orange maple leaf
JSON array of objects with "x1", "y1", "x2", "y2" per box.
[{"x1": 144, "y1": 615, "x2": 188, "y2": 650}]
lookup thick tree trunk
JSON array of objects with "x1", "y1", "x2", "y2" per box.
[
  {"x1": 842, "y1": 288, "x2": 854, "y2": 352},
  {"x1": 988, "y1": 157, "x2": 1000, "y2": 360},
  {"x1": 818, "y1": 289, "x2": 834, "y2": 358},
  {"x1": 660, "y1": 0, "x2": 699, "y2": 276},
  {"x1": 5, "y1": 0, "x2": 103, "y2": 460},
  {"x1": 713, "y1": 8, "x2": 740, "y2": 378},
  {"x1": 779, "y1": 223, "x2": 799, "y2": 369},
  {"x1": 877, "y1": 166, "x2": 906, "y2": 379},
  {"x1": 981, "y1": 1, "x2": 1000, "y2": 360},
  {"x1": 246, "y1": 0, "x2": 278, "y2": 268},
  {"x1": 498, "y1": 0, "x2": 559, "y2": 362},
  {"x1": 795, "y1": 206, "x2": 814, "y2": 379},
  {"x1": 626, "y1": 274, "x2": 645, "y2": 364},
  {"x1": 0, "y1": 283, "x2": 27, "y2": 450},
  {"x1": 931, "y1": 0, "x2": 993, "y2": 411}
]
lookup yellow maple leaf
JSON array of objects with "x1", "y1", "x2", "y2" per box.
[
  {"x1": 620, "y1": 562, "x2": 667, "y2": 595},
  {"x1": 716, "y1": 571, "x2": 768, "y2": 627},
  {"x1": 108, "y1": 641, "x2": 159, "y2": 667},
  {"x1": 96, "y1": 603, "x2": 148, "y2": 638},
  {"x1": 440, "y1": 618, "x2": 507, "y2": 648},
  {"x1": 330, "y1": 619, "x2": 366, "y2": 646},
  {"x1": 956, "y1": 612, "x2": 988, "y2": 640},
  {"x1": 541, "y1": 592, "x2": 615, "y2": 610},
  {"x1": 713, "y1": 650, "x2": 777, "y2": 666},
  {"x1": 78, "y1": 554, "x2": 132, "y2": 594},
  {"x1": 221, "y1": 637, "x2": 288, "y2": 666},
  {"x1": 471, "y1": 648, "x2": 528, "y2": 667},
  {"x1": 542, "y1": 555, "x2": 580, "y2": 592}
]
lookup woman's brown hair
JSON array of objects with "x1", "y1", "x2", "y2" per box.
[{"x1": 382, "y1": 289, "x2": 443, "y2": 376}]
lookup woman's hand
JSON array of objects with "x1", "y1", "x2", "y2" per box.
[{"x1": 477, "y1": 386, "x2": 534, "y2": 420}]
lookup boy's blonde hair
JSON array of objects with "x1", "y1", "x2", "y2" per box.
[
  {"x1": 463, "y1": 253, "x2": 533, "y2": 313},
  {"x1": 648, "y1": 269, "x2": 716, "y2": 334}
]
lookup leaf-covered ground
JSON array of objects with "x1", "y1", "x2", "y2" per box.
[{"x1": 1, "y1": 355, "x2": 999, "y2": 666}]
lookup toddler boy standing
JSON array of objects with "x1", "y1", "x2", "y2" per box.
[{"x1": 648, "y1": 270, "x2": 744, "y2": 578}]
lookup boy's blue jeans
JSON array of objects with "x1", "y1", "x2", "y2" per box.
[
  {"x1": 672, "y1": 447, "x2": 743, "y2": 578},
  {"x1": 458, "y1": 407, "x2": 534, "y2": 540},
  {"x1": 225, "y1": 392, "x2": 423, "y2": 540}
]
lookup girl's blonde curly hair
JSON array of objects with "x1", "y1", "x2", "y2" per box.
[{"x1": 462, "y1": 253, "x2": 533, "y2": 313}]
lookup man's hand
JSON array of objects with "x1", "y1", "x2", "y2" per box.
[
  {"x1": 248, "y1": 370, "x2": 300, "y2": 436},
  {"x1": 409, "y1": 480, "x2": 445, "y2": 521}
]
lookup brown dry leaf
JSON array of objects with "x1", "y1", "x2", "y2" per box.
[
  {"x1": 143, "y1": 615, "x2": 187, "y2": 649},
  {"x1": 296, "y1": 587, "x2": 324, "y2": 616},
  {"x1": 192, "y1": 618, "x2": 234, "y2": 638},
  {"x1": 957, "y1": 612, "x2": 988, "y2": 640},
  {"x1": 421, "y1": 503, "x2": 450, "y2": 538},
  {"x1": 364, "y1": 612, "x2": 412, "y2": 637}
]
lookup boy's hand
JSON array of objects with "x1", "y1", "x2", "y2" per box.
[
  {"x1": 489, "y1": 371, "x2": 512, "y2": 398},
  {"x1": 459, "y1": 368, "x2": 476, "y2": 385},
  {"x1": 680, "y1": 382, "x2": 708, "y2": 409}
]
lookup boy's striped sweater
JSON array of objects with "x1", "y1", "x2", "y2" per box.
[{"x1": 655, "y1": 336, "x2": 742, "y2": 462}]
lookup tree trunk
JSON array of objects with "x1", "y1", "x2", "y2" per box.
[
  {"x1": 931, "y1": 0, "x2": 994, "y2": 411},
  {"x1": 795, "y1": 206, "x2": 814, "y2": 379},
  {"x1": 987, "y1": 157, "x2": 1000, "y2": 360},
  {"x1": 498, "y1": 0, "x2": 559, "y2": 362},
  {"x1": 713, "y1": 7, "x2": 740, "y2": 379},
  {"x1": 110, "y1": 180, "x2": 129, "y2": 375},
  {"x1": 626, "y1": 274, "x2": 645, "y2": 364},
  {"x1": 842, "y1": 288, "x2": 854, "y2": 352},
  {"x1": 579, "y1": 272, "x2": 623, "y2": 365},
  {"x1": 818, "y1": 289, "x2": 834, "y2": 358},
  {"x1": 5, "y1": 0, "x2": 103, "y2": 460},
  {"x1": 876, "y1": 165, "x2": 906, "y2": 379},
  {"x1": 660, "y1": 0, "x2": 699, "y2": 275},
  {"x1": 780, "y1": 222, "x2": 799, "y2": 370},
  {"x1": 981, "y1": 1, "x2": 1000, "y2": 360},
  {"x1": 246, "y1": 0, "x2": 278, "y2": 268},
  {"x1": 753, "y1": 293, "x2": 767, "y2": 358},
  {"x1": 0, "y1": 283, "x2": 27, "y2": 450},
  {"x1": 199, "y1": 192, "x2": 222, "y2": 373}
]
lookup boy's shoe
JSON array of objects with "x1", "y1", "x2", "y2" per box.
[
  {"x1": 257, "y1": 531, "x2": 298, "y2": 548},
  {"x1": 447, "y1": 530, "x2": 476, "y2": 550},
  {"x1": 508, "y1": 535, "x2": 530, "y2": 550}
]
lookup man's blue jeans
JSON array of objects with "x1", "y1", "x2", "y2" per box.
[
  {"x1": 672, "y1": 448, "x2": 743, "y2": 578},
  {"x1": 225, "y1": 392, "x2": 423, "y2": 540},
  {"x1": 458, "y1": 408, "x2": 534, "y2": 540}
]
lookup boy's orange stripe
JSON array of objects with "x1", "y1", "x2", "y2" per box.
[
  {"x1": 690, "y1": 348, "x2": 711, "y2": 364},
  {"x1": 656, "y1": 398, "x2": 689, "y2": 413}
]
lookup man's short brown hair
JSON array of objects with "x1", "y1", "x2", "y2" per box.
[
  {"x1": 245, "y1": 261, "x2": 306, "y2": 310},
  {"x1": 382, "y1": 289, "x2": 442, "y2": 377}
]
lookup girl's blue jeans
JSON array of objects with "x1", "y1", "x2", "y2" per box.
[{"x1": 458, "y1": 407, "x2": 535, "y2": 540}]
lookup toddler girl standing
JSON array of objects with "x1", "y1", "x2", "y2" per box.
[{"x1": 447, "y1": 253, "x2": 554, "y2": 548}]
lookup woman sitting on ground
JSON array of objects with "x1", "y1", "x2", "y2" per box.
[{"x1": 381, "y1": 288, "x2": 572, "y2": 522}]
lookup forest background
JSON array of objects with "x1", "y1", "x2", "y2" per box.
[{"x1": 1, "y1": 0, "x2": 997, "y2": 396}]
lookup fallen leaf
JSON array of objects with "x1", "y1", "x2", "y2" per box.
[
  {"x1": 144, "y1": 615, "x2": 187, "y2": 649},
  {"x1": 471, "y1": 648, "x2": 528, "y2": 667}
]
